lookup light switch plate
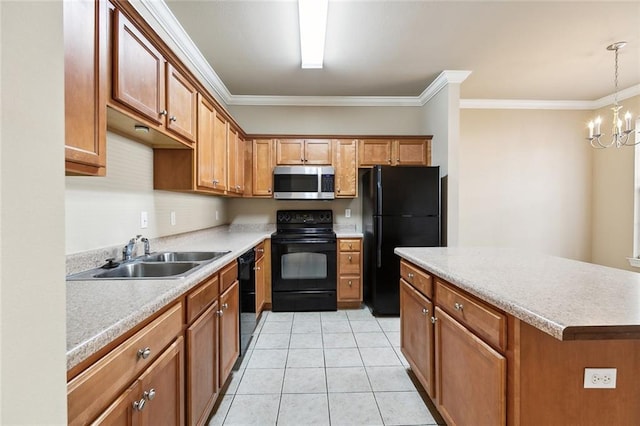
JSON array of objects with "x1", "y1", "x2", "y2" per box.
[{"x1": 140, "y1": 211, "x2": 148, "y2": 229}]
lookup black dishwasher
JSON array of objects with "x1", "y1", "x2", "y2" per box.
[{"x1": 237, "y1": 248, "x2": 258, "y2": 357}]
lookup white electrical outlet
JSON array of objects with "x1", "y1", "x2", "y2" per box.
[
  {"x1": 140, "y1": 211, "x2": 148, "y2": 229},
  {"x1": 584, "y1": 368, "x2": 617, "y2": 389},
  {"x1": 170, "y1": 211, "x2": 176, "y2": 226},
  {"x1": 345, "y1": 208, "x2": 351, "y2": 218}
]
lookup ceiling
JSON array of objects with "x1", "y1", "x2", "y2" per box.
[{"x1": 163, "y1": 0, "x2": 640, "y2": 102}]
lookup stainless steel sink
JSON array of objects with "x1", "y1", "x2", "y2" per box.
[
  {"x1": 92, "y1": 262, "x2": 201, "y2": 279},
  {"x1": 142, "y1": 251, "x2": 230, "y2": 263}
]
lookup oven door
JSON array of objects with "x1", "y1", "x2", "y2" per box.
[{"x1": 271, "y1": 238, "x2": 337, "y2": 292}]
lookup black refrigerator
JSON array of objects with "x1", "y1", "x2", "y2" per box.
[{"x1": 362, "y1": 165, "x2": 441, "y2": 316}]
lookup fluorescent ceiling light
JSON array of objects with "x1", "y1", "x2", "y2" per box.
[{"x1": 298, "y1": 0, "x2": 328, "y2": 69}]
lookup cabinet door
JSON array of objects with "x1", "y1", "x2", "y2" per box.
[
  {"x1": 255, "y1": 256, "x2": 265, "y2": 314},
  {"x1": 400, "y1": 279, "x2": 435, "y2": 398},
  {"x1": 359, "y1": 139, "x2": 392, "y2": 166},
  {"x1": 91, "y1": 381, "x2": 141, "y2": 426},
  {"x1": 112, "y1": 9, "x2": 165, "y2": 125},
  {"x1": 166, "y1": 64, "x2": 197, "y2": 143},
  {"x1": 212, "y1": 111, "x2": 228, "y2": 191},
  {"x1": 276, "y1": 139, "x2": 305, "y2": 165},
  {"x1": 333, "y1": 139, "x2": 357, "y2": 197},
  {"x1": 138, "y1": 337, "x2": 185, "y2": 426},
  {"x1": 64, "y1": 0, "x2": 107, "y2": 176},
  {"x1": 435, "y1": 307, "x2": 506, "y2": 426},
  {"x1": 196, "y1": 94, "x2": 215, "y2": 190},
  {"x1": 395, "y1": 139, "x2": 429, "y2": 166},
  {"x1": 186, "y1": 302, "x2": 219, "y2": 426},
  {"x1": 304, "y1": 139, "x2": 332, "y2": 165},
  {"x1": 219, "y1": 281, "x2": 239, "y2": 387},
  {"x1": 252, "y1": 139, "x2": 274, "y2": 196}
]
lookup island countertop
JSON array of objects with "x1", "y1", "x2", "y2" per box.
[{"x1": 394, "y1": 247, "x2": 640, "y2": 341}]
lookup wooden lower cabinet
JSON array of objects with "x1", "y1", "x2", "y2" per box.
[
  {"x1": 400, "y1": 279, "x2": 435, "y2": 398},
  {"x1": 219, "y1": 280, "x2": 240, "y2": 386},
  {"x1": 94, "y1": 337, "x2": 185, "y2": 426},
  {"x1": 186, "y1": 302, "x2": 219, "y2": 426},
  {"x1": 255, "y1": 251, "x2": 266, "y2": 314},
  {"x1": 434, "y1": 307, "x2": 506, "y2": 426},
  {"x1": 337, "y1": 238, "x2": 362, "y2": 306}
]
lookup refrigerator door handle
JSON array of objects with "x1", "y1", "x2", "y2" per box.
[{"x1": 376, "y1": 217, "x2": 382, "y2": 268}]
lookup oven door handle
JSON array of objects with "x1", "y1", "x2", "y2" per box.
[{"x1": 272, "y1": 238, "x2": 336, "y2": 245}]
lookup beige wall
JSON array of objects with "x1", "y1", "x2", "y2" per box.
[
  {"x1": 66, "y1": 133, "x2": 229, "y2": 254},
  {"x1": 228, "y1": 104, "x2": 428, "y2": 136},
  {"x1": 228, "y1": 197, "x2": 362, "y2": 229},
  {"x1": 458, "y1": 109, "x2": 593, "y2": 261},
  {"x1": 591, "y1": 95, "x2": 640, "y2": 270},
  {"x1": 1, "y1": 1, "x2": 67, "y2": 422}
]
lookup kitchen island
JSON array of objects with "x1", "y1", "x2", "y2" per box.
[{"x1": 395, "y1": 247, "x2": 640, "y2": 426}]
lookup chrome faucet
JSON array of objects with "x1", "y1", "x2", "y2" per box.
[
  {"x1": 140, "y1": 237, "x2": 150, "y2": 256},
  {"x1": 122, "y1": 235, "x2": 142, "y2": 262}
]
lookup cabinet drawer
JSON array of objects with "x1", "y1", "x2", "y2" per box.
[
  {"x1": 220, "y1": 261, "x2": 238, "y2": 292},
  {"x1": 339, "y1": 239, "x2": 361, "y2": 252},
  {"x1": 338, "y1": 277, "x2": 361, "y2": 300},
  {"x1": 68, "y1": 302, "x2": 183, "y2": 425},
  {"x1": 400, "y1": 260, "x2": 433, "y2": 299},
  {"x1": 254, "y1": 242, "x2": 265, "y2": 261},
  {"x1": 339, "y1": 252, "x2": 361, "y2": 275},
  {"x1": 186, "y1": 273, "x2": 219, "y2": 324},
  {"x1": 435, "y1": 280, "x2": 506, "y2": 352}
]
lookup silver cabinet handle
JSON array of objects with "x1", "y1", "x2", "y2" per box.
[
  {"x1": 348, "y1": 280, "x2": 353, "y2": 287},
  {"x1": 255, "y1": 248, "x2": 264, "y2": 253},
  {"x1": 212, "y1": 179, "x2": 219, "y2": 186},
  {"x1": 431, "y1": 316, "x2": 437, "y2": 324},
  {"x1": 217, "y1": 310, "x2": 223, "y2": 317},
  {"x1": 133, "y1": 398, "x2": 146, "y2": 411},
  {"x1": 348, "y1": 255, "x2": 352, "y2": 262},
  {"x1": 144, "y1": 388, "x2": 156, "y2": 401},
  {"x1": 236, "y1": 185, "x2": 241, "y2": 190},
  {"x1": 253, "y1": 266, "x2": 261, "y2": 271},
  {"x1": 137, "y1": 347, "x2": 151, "y2": 360},
  {"x1": 422, "y1": 308, "x2": 429, "y2": 315},
  {"x1": 348, "y1": 243, "x2": 353, "y2": 249},
  {"x1": 454, "y1": 302, "x2": 464, "y2": 311},
  {"x1": 159, "y1": 110, "x2": 167, "y2": 116},
  {"x1": 222, "y1": 303, "x2": 228, "y2": 310},
  {"x1": 407, "y1": 272, "x2": 414, "y2": 279},
  {"x1": 169, "y1": 116, "x2": 177, "y2": 122}
]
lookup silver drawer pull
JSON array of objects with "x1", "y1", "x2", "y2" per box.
[
  {"x1": 144, "y1": 388, "x2": 156, "y2": 401},
  {"x1": 348, "y1": 255, "x2": 352, "y2": 261},
  {"x1": 421, "y1": 308, "x2": 429, "y2": 315},
  {"x1": 159, "y1": 110, "x2": 167, "y2": 116},
  {"x1": 222, "y1": 303, "x2": 228, "y2": 310},
  {"x1": 133, "y1": 398, "x2": 146, "y2": 411},
  {"x1": 137, "y1": 347, "x2": 151, "y2": 360},
  {"x1": 217, "y1": 310, "x2": 223, "y2": 317},
  {"x1": 431, "y1": 316, "x2": 437, "y2": 324},
  {"x1": 169, "y1": 116, "x2": 177, "y2": 122},
  {"x1": 407, "y1": 272, "x2": 414, "y2": 279},
  {"x1": 454, "y1": 302, "x2": 464, "y2": 311},
  {"x1": 348, "y1": 280, "x2": 353, "y2": 286},
  {"x1": 253, "y1": 266, "x2": 261, "y2": 271}
]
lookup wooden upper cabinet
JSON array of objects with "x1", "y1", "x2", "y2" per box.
[
  {"x1": 166, "y1": 64, "x2": 197, "y2": 143},
  {"x1": 359, "y1": 139, "x2": 393, "y2": 166},
  {"x1": 196, "y1": 94, "x2": 222, "y2": 192},
  {"x1": 333, "y1": 139, "x2": 357, "y2": 197},
  {"x1": 276, "y1": 139, "x2": 332, "y2": 165},
  {"x1": 359, "y1": 139, "x2": 431, "y2": 167},
  {"x1": 112, "y1": 8, "x2": 165, "y2": 125},
  {"x1": 227, "y1": 127, "x2": 244, "y2": 195},
  {"x1": 212, "y1": 111, "x2": 229, "y2": 191},
  {"x1": 64, "y1": 0, "x2": 107, "y2": 176},
  {"x1": 394, "y1": 139, "x2": 430, "y2": 166},
  {"x1": 253, "y1": 139, "x2": 274, "y2": 196},
  {"x1": 304, "y1": 139, "x2": 332, "y2": 164}
]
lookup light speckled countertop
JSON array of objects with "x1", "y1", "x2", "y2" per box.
[
  {"x1": 394, "y1": 247, "x2": 640, "y2": 341},
  {"x1": 66, "y1": 226, "x2": 272, "y2": 371}
]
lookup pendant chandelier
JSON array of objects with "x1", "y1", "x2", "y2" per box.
[{"x1": 587, "y1": 42, "x2": 637, "y2": 148}]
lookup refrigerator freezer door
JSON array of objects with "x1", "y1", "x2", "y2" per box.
[
  {"x1": 370, "y1": 216, "x2": 440, "y2": 315},
  {"x1": 376, "y1": 166, "x2": 440, "y2": 216}
]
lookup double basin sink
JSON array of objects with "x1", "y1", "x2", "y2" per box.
[{"x1": 67, "y1": 251, "x2": 231, "y2": 280}]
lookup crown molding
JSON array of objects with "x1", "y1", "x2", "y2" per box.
[{"x1": 135, "y1": 0, "x2": 639, "y2": 111}]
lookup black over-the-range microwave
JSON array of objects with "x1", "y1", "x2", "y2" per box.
[{"x1": 273, "y1": 166, "x2": 335, "y2": 200}]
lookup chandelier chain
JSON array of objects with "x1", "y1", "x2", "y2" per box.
[{"x1": 614, "y1": 46, "x2": 619, "y2": 107}]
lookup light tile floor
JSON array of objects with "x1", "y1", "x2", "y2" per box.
[{"x1": 208, "y1": 306, "x2": 445, "y2": 426}]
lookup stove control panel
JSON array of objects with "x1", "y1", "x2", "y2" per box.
[{"x1": 276, "y1": 210, "x2": 333, "y2": 225}]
